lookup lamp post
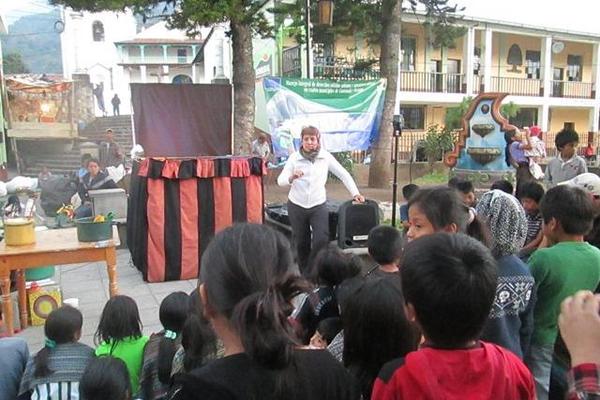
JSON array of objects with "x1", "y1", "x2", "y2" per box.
[
  {"x1": 317, "y1": 0, "x2": 334, "y2": 26},
  {"x1": 305, "y1": 0, "x2": 313, "y2": 79},
  {"x1": 306, "y1": 0, "x2": 334, "y2": 79}
]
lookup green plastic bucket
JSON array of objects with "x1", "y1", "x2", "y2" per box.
[
  {"x1": 75, "y1": 217, "x2": 113, "y2": 242},
  {"x1": 25, "y1": 266, "x2": 55, "y2": 281}
]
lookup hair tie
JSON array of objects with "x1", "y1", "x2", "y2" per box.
[
  {"x1": 164, "y1": 330, "x2": 177, "y2": 340},
  {"x1": 45, "y1": 338, "x2": 56, "y2": 349}
]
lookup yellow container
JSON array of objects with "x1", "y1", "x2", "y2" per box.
[{"x1": 4, "y1": 218, "x2": 36, "y2": 246}]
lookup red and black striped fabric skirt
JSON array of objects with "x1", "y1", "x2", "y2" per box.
[{"x1": 127, "y1": 157, "x2": 265, "y2": 282}]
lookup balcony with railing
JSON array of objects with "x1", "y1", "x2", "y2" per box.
[
  {"x1": 118, "y1": 55, "x2": 195, "y2": 65},
  {"x1": 489, "y1": 77, "x2": 542, "y2": 97},
  {"x1": 313, "y1": 64, "x2": 381, "y2": 80},
  {"x1": 400, "y1": 71, "x2": 464, "y2": 93},
  {"x1": 551, "y1": 80, "x2": 594, "y2": 99}
]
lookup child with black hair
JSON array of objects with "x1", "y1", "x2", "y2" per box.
[
  {"x1": 399, "y1": 184, "x2": 419, "y2": 230},
  {"x1": 545, "y1": 128, "x2": 587, "y2": 187},
  {"x1": 519, "y1": 181, "x2": 545, "y2": 258},
  {"x1": 170, "y1": 288, "x2": 219, "y2": 376},
  {"x1": 140, "y1": 292, "x2": 190, "y2": 400},
  {"x1": 95, "y1": 295, "x2": 149, "y2": 397},
  {"x1": 372, "y1": 233, "x2": 535, "y2": 400},
  {"x1": 80, "y1": 356, "x2": 131, "y2": 400},
  {"x1": 447, "y1": 176, "x2": 460, "y2": 188},
  {"x1": 171, "y1": 223, "x2": 359, "y2": 400},
  {"x1": 343, "y1": 278, "x2": 417, "y2": 399},
  {"x1": 456, "y1": 179, "x2": 477, "y2": 207},
  {"x1": 491, "y1": 179, "x2": 514, "y2": 195},
  {"x1": 19, "y1": 306, "x2": 94, "y2": 399},
  {"x1": 524, "y1": 185, "x2": 600, "y2": 400},
  {"x1": 365, "y1": 225, "x2": 403, "y2": 290},
  {"x1": 327, "y1": 276, "x2": 365, "y2": 362},
  {"x1": 309, "y1": 317, "x2": 343, "y2": 349},
  {"x1": 476, "y1": 190, "x2": 536, "y2": 359},
  {"x1": 292, "y1": 244, "x2": 361, "y2": 344},
  {"x1": 406, "y1": 186, "x2": 489, "y2": 246}
]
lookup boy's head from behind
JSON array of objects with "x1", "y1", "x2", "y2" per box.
[
  {"x1": 555, "y1": 128, "x2": 579, "y2": 159},
  {"x1": 368, "y1": 225, "x2": 403, "y2": 265},
  {"x1": 540, "y1": 185, "x2": 594, "y2": 242},
  {"x1": 402, "y1": 184, "x2": 419, "y2": 201},
  {"x1": 401, "y1": 233, "x2": 497, "y2": 348},
  {"x1": 490, "y1": 180, "x2": 513, "y2": 195},
  {"x1": 519, "y1": 181, "x2": 545, "y2": 214}
]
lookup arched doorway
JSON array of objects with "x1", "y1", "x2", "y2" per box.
[{"x1": 172, "y1": 74, "x2": 193, "y2": 84}]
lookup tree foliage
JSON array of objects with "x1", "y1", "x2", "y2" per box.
[
  {"x1": 445, "y1": 96, "x2": 521, "y2": 130},
  {"x1": 52, "y1": 0, "x2": 274, "y2": 37},
  {"x1": 1, "y1": 11, "x2": 62, "y2": 74},
  {"x1": 423, "y1": 123, "x2": 455, "y2": 170},
  {"x1": 3, "y1": 53, "x2": 30, "y2": 74}
]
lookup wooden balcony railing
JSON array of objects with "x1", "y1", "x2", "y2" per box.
[
  {"x1": 313, "y1": 64, "x2": 381, "y2": 80},
  {"x1": 489, "y1": 77, "x2": 542, "y2": 96},
  {"x1": 551, "y1": 80, "x2": 594, "y2": 99},
  {"x1": 399, "y1": 71, "x2": 464, "y2": 93}
]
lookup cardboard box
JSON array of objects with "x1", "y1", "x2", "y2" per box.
[{"x1": 28, "y1": 285, "x2": 62, "y2": 326}]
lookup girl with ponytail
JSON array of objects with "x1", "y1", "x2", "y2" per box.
[
  {"x1": 170, "y1": 223, "x2": 359, "y2": 400},
  {"x1": 141, "y1": 291, "x2": 190, "y2": 399},
  {"x1": 18, "y1": 306, "x2": 94, "y2": 399}
]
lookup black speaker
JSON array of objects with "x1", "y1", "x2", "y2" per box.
[{"x1": 337, "y1": 199, "x2": 380, "y2": 249}]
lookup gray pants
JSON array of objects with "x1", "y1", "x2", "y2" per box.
[
  {"x1": 525, "y1": 343, "x2": 554, "y2": 400},
  {"x1": 287, "y1": 201, "x2": 329, "y2": 275}
]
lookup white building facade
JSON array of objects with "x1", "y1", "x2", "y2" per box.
[{"x1": 60, "y1": 9, "x2": 232, "y2": 116}]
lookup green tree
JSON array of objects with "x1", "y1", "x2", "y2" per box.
[
  {"x1": 423, "y1": 124, "x2": 455, "y2": 171},
  {"x1": 3, "y1": 52, "x2": 29, "y2": 74},
  {"x1": 276, "y1": 0, "x2": 464, "y2": 188},
  {"x1": 53, "y1": 0, "x2": 274, "y2": 154},
  {"x1": 445, "y1": 97, "x2": 520, "y2": 130}
]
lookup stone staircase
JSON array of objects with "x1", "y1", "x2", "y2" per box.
[{"x1": 21, "y1": 115, "x2": 134, "y2": 176}]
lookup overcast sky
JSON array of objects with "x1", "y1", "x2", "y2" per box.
[
  {"x1": 3, "y1": 0, "x2": 600, "y2": 35},
  {"x1": 441, "y1": 0, "x2": 600, "y2": 35}
]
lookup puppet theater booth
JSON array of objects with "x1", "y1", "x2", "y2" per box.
[{"x1": 127, "y1": 84, "x2": 265, "y2": 282}]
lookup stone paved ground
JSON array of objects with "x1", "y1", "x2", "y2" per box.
[
  {"x1": 13, "y1": 181, "x2": 388, "y2": 350},
  {"x1": 14, "y1": 249, "x2": 197, "y2": 350}
]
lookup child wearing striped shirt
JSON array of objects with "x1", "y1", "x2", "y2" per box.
[{"x1": 19, "y1": 306, "x2": 94, "y2": 400}]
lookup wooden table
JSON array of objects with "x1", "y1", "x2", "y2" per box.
[{"x1": 0, "y1": 227, "x2": 120, "y2": 336}]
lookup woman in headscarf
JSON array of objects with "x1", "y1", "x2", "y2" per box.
[
  {"x1": 277, "y1": 126, "x2": 364, "y2": 274},
  {"x1": 476, "y1": 189, "x2": 536, "y2": 359}
]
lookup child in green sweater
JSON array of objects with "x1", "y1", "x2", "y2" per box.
[
  {"x1": 525, "y1": 185, "x2": 600, "y2": 400},
  {"x1": 95, "y1": 295, "x2": 149, "y2": 396}
]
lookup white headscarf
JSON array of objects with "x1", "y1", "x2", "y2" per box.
[{"x1": 476, "y1": 190, "x2": 528, "y2": 258}]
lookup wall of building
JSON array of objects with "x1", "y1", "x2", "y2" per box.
[
  {"x1": 548, "y1": 107, "x2": 591, "y2": 134},
  {"x1": 552, "y1": 40, "x2": 594, "y2": 83},
  {"x1": 61, "y1": 10, "x2": 137, "y2": 116},
  {"x1": 491, "y1": 32, "x2": 542, "y2": 79}
]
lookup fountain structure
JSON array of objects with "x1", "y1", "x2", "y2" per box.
[{"x1": 445, "y1": 92, "x2": 518, "y2": 188}]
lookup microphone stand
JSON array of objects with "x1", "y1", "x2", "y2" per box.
[{"x1": 391, "y1": 115, "x2": 403, "y2": 227}]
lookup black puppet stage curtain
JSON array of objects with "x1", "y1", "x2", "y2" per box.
[
  {"x1": 131, "y1": 83, "x2": 233, "y2": 157},
  {"x1": 128, "y1": 156, "x2": 265, "y2": 283}
]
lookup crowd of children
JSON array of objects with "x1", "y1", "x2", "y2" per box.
[{"x1": 3, "y1": 126, "x2": 600, "y2": 399}]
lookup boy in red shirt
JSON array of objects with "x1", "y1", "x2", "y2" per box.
[{"x1": 372, "y1": 233, "x2": 535, "y2": 400}]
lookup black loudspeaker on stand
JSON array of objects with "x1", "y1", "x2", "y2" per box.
[{"x1": 391, "y1": 114, "x2": 404, "y2": 228}]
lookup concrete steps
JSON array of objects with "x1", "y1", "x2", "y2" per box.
[{"x1": 21, "y1": 115, "x2": 133, "y2": 177}]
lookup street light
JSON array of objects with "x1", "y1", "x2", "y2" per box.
[
  {"x1": 305, "y1": 0, "x2": 334, "y2": 78},
  {"x1": 317, "y1": 0, "x2": 334, "y2": 26}
]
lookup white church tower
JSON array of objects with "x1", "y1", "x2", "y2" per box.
[{"x1": 60, "y1": 9, "x2": 137, "y2": 115}]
